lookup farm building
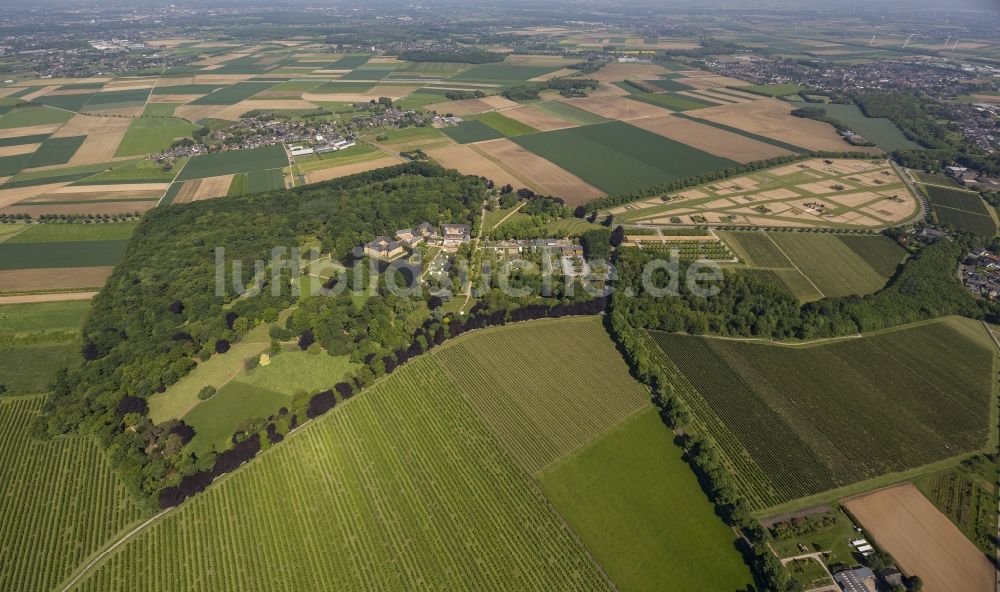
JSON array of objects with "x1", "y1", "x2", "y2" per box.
[
  {"x1": 832, "y1": 566, "x2": 876, "y2": 592},
  {"x1": 364, "y1": 236, "x2": 405, "y2": 259},
  {"x1": 441, "y1": 224, "x2": 471, "y2": 246},
  {"x1": 290, "y1": 146, "x2": 314, "y2": 157}
]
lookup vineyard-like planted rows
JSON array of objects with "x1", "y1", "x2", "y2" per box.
[
  {"x1": 649, "y1": 331, "x2": 835, "y2": 508},
  {"x1": 0, "y1": 396, "x2": 143, "y2": 592},
  {"x1": 719, "y1": 231, "x2": 792, "y2": 268},
  {"x1": 434, "y1": 317, "x2": 649, "y2": 474},
  {"x1": 72, "y1": 358, "x2": 614, "y2": 592},
  {"x1": 648, "y1": 317, "x2": 996, "y2": 511}
]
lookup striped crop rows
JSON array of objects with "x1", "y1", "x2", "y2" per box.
[
  {"x1": 73, "y1": 358, "x2": 614, "y2": 591},
  {"x1": 648, "y1": 332, "x2": 837, "y2": 507},
  {"x1": 434, "y1": 318, "x2": 650, "y2": 474},
  {"x1": 0, "y1": 396, "x2": 143, "y2": 592},
  {"x1": 642, "y1": 332, "x2": 781, "y2": 510}
]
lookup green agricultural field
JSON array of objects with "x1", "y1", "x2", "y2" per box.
[
  {"x1": 540, "y1": 409, "x2": 755, "y2": 592},
  {"x1": 0, "y1": 153, "x2": 30, "y2": 175},
  {"x1": 934, "y1": 206, "x2": 997, "y2": 237},
  {"x1": 1, "y1": 160, "x2": 137, "y2": 189},
  {"x1": 139, "y1": 102, "x2": 178, "y2": 117},
  {"x1": 72, "y1": 357, "x2": 615, "y2": 592},
  {"x1": 472, "y1": 111, "x2": 537, "y2": 136},
  {"x1": 324, "y1": 54, "x2": 370, "y2": 69},
  {"x1": 115, "y1": 115, "x2": 198, "y2": 156},
  {"x1": 646, "y1": 78, "x2": 695, "y2": 92},
  {"x1": 0, "y1": 341, "x2": 78, "y2": 393},
  {"x1": 189, "y1": 81, "x2": 278, "y2": 105},
  {"x1": 24, "y1": 135, "x2": 86, "y2": 168},
  {"x1": 924, "y1": 184, "x2": 990, "y2": 213},
  {"x1": 512, "y1": 121, "x2": 736, "y2": 195},
  {"x1": 0, "y1": 132, "x2": 51, "y2": 147},
  {"x1": 291, "y1": 143, "x2": 380, "y2": 174},
  {"x1": 310, "y1": 80, "x2": 375, "y2": 93},
  {"x1": 738, "y1": 83, "x2": 807, "y2": 97},
  {"x1": 5, "y1": 221, "x2": 137, "y2": 243},
  {"x1": 0, "y1": 106, "x2": 74, "y2": 129},
  {"x1": 83, "y1": 88, "x2": 152, "y2": 111},
  {"x1": 836, "y1": 234, "x2": 907, "y2": 277},
  {"x1": 247, "y1": 168, "x2": 286, "y2": 193},
  {"x1": 648, "y1": 316, "x2": 996, "y2": 511},
  {"x1": 35, "y1": 92, "x2": 96, "y2": 112},
  {"x1": 0, "y1": 300, "x2": 91, "y2": 333},
  {"x1": 176, "y1": 144, "x2": 288, "y2": 180},
  {"x1": 719, "y1": 231, "x2": 793, "y2": 267},
  {"x1": 150, "y1": 84, "x2": 224, "y2": 95},
  {"x1": 0, "y1": 396, "x2": 143, "y2": 592},
  {"x1": 226, "y1": 173, "x2": 248, "y2": 196},
  {"x1": 532, "y1": 100, "x2": 609, "y2": 125},
  {"x1": 434, "y1": 317, "x2": 648, "y2": 474},
  {"x1": 626, "y1": 92, "x2": 716, "y2": 111},
  {"x1": 75, "y1": 158, "x2": 183, "y2": 184},
  {"x1": 440, "y1": 120, "x2": 505, "y2": 144},
  {"x1": 0, "y1": 239, "x2": 129, "y2": 269},
  {"x1": 817, "y1": 103, "x2": 922, "y2": 152},
  {"x1": 339, "y1": 67, "x2": 393, "y2": 81},
  {"x1": 366, "y1": 125, "x2": 445, "y2": 147},
  {"x1": 913, "y1": 171, "x2": 961, "y2": 187},
  {"x1": 768, "y1": 232, "x2": 891, "y2": 297},
  {"x1": 720, "y1": 231, "x2": 899, "y2": 299},
  {"x1": 452, "y1": 63, "x2": 560, "y2": 82},
  {"x1": 923, "y1": 184, "x2": 996, "y2": 236}
]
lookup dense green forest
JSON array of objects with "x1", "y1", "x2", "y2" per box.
[{"x1": 40, "y1": 163, "x2": 485, "y2": 506}]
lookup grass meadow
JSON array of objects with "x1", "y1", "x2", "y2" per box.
[{"x1": 540, "y1": 409, "x2": 755, "y2": 592}]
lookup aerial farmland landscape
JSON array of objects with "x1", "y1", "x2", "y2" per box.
[{"x1": 0, "y1": 1, "x2": 999, "y2": 591}]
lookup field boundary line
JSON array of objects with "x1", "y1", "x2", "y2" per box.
[
  {"x1": 533, "y1": 404, "x2": 652, "y2": 479},
  {"x1": 156, "y1": 158, "x2": 191, "y2": 207},
  {"x1": 0, "y1": 223, "x2": 32, "y2": 243},
  {"x1": 488, "y1": 200, "x2": 525, "y2": 231},
  {"x1": 57, "y1": 509, "x2": 173, "y2": 592},
  {"x1": 761, "y1": 233, "x2": 824, "y2": 298}
]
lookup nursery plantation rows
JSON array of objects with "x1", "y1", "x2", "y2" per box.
[
  {"x1": 647, "y1": 317, "x2": 997, "y2": 511},
  {"x1": 434, "y1": 318, "x2": 649, "y2": 474},
  {"x1": 40, "y1": 317, "x2": 769, "y2": 592},
  {"x1": 69, "y1": 357, "x2": 617, "y2": 592},
  {"x1": 0, "y1": 396, "x2": 143, "y2": 592}
]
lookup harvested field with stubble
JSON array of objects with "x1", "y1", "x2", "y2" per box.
[
  {"x1": 302, "y1": 155, "x2": 404, "y2": 184},
  {"x1": 427, "y1": 143, "x2": 530, "y2": 189},
  {"x1": 172, "y1": 175, "x2": 233, "y2": 203},
  {"x1": 689, "y1": 99, "x2": 878, "y2": 153},
  {"x1": 561, "y1": 96, "x2": 672, "y2": 120},
  {"x1": 844, "y1": 484, "x2": 995, "y2": 592},
  {"x1": 471, "y1": 139, "x2": 605, "y2": 204},
  {"x1": 628, "y1": 115, "x2": 793, "y2": 163},
  {"x1": 498, "y1": 105, "x2": 576, "y2": 131},
  {"x1": 435, "y1": 317, "x2": 650, "y2": 474},
  {"x1": 0, "y1": 266, "x2": 114, "y2": 292}
]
